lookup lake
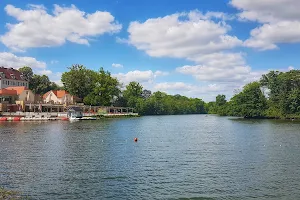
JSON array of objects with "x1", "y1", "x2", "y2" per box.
[{"x1": 1, "y1": 115, "x2": 300, "y2": 199}]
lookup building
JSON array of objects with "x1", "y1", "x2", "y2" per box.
[
  {"x1": 0, "y1": 88, "x2": 18, "y2": 103},
  {"x1": 0, "y1": 67, "x2": 29, "y2": 89},
  {"x1": 5, "y1": 86, "x2": 35, "y2": 103},
  {"x1": 43, "y1": 90, "x2": 77, "y2": 105}
]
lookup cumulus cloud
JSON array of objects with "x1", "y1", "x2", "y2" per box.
[
  {"x1": 0, "y1": 52, "x2": 46, "y2": 69},
  {"x1": 177, "y1": 52, "x2": 255, "y2": 82},
  {"x1": 112, "y1": 63, "x2": 123, "y2": 68},
  {"x1": 125, "y1": 10, "x2": 242, "y2": 58},
  {"x1": 0, "y1": 52, "x2": 63, "y2": 84},
  {"x1": 113, "y1": 70, "x2": 169, "y2": 85},
  {"x1": 0, "y1": 4, "x2": 122, "y2": 51},
  {"x1": 154, "y1": 82, "x2": 240, "y2": 101},
  {"x1": 230, "y1": 0, "x2": 300, "y2": 50}
]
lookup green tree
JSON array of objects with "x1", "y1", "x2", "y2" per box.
[
  {"x1": 123, "y1": 82, "x2": 143, "y2": 107},
  {"x1": 61, "y1": 64, "x2": 97, "y2": 99},
  {"x1": 19, "y1": 66, "x2": 33, "y2": 82},
  {"x1": 230, "y1": 82, "x2": 268, "y2": 118},
  {"x1": 31, "y1": 75, "x2": 52, "y2": 94},
  {"x1": 83, "y1": 68, "x2": 121, "y2": 106}
]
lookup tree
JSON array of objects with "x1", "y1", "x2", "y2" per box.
[
  {"x1": 19, "y1": 66, "x2": 33, "y2": 82},
  {"x1": 123, "y1": 82, "x2": 143, "y2": 107},
  {"x1": 61, "y1": 64, "x2": 97, "y2": 99},
  {"x1": 230, "y1": 82, "x2": 267, "y2": 118},
  {"x1": 31, "y1": 75, "x2": 52, "y2": 95},
  {"x1": 141, "y1": 89, "x2": 152, "y2": 99},
  {"x1": 83, "y1": 68, "x2": 121, "y2": 106}
]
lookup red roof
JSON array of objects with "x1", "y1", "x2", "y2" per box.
[
  {"x1": 5, "y1": 86, "x2": 28, "y2": 95},
  {"x1": 43, "y1": 90, "x2": 69, "y2": 99},
  {"x1": 0, "y1": 67, "x2": 26, "y2": 81},
  {"x1": 0, "y1": 88, "x2": 18, "y2": 96}
]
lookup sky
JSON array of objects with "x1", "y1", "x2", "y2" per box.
[{"x1": 0, "y1": 0, "x2": 299, "y2": 101}]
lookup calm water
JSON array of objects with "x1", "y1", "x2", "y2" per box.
[{"x1": 1, "y1": 115, "x2": 300, "y2": 199}]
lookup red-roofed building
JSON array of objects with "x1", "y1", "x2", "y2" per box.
[
  {"x1": 5, "y1": 86, "x2": 35, "y2": 103},
  {"x1": 43, "y1": 90, "x2": 77, "y2": 104},
  {"x1": 0, "y1": 67, "x2": 29, "y2": 89},
  {"x1": 0, "y1": 88, "x2": 18, "y2": 103}
]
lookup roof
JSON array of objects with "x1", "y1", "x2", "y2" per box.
[
  {"x1": 0, "y1": 67, "x2": 27, "y2": 81},
  {"x1": 0, "y1": 88, "x2": 18, "y2": 96},
  {"x1": 68, "y1": 106, "x2": 83, "y2": 111},
  {"x1": 43, "y1": 90, "x2": 70, "y2": 99},
  {"x1": 5, "y1": 86, "x2": 29, "y2": 95}
]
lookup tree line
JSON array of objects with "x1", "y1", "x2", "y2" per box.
[
  {"x1": 20, "y1": 65, "x2": 300, "y2": 118},
  {"x1": 60, "y1": 65, "x2": 207, "y2": 115},
  {"x1": 207, "y1": 70, "x2": 300, "y2": 119}
]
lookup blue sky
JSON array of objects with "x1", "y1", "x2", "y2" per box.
[{"x1": 0, "y1": 0, "x2": 299, "y2": 101}]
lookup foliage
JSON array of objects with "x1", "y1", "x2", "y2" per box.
[
  {"x1": 19, "y1": 66, "x2": 60, "y2": 95},
  {"x1": 0, "y1": 187, "x2": 29, "y2": 200},
  {"x1": 83, "y1": 68, "x2": 121, "y2": 106},
  {"x1": 135, "y1": 92, "x2": 206, "y2": 115},
  {"x1": 18, "y1": 66, "x2": 33, "y2": 83},
  {"x1": 211, "y1": 70, "x2": 300, "y2": 119},
  {"x1": 61, "y1": 64, "x2": 97, "y2": 99},
  {"x1": 123, "y1": 81, "x2": 143, "y2": 107}
]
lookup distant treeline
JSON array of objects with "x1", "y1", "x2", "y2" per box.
[
  {"x1": 206, "y1": 70, "x2": 300, "y2": 119},
  {"x1": 61, "y1": 65, "x2": 207, "y2": 115},
  {"x1": 21, "y1": 65, "x2": 300, "y2": 118}
]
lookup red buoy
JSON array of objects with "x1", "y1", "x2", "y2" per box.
[
  {"x1": 61, "y1": 117, "x2": 69, "y2": 121},
  {"x1": 134, "y1": 137, "x2": 138, "y2": 142},
  {"x1": 13, "y1": 117, "x2": 21, "y2": 121},
  {"x1": 0, "y1": 117, "x2": 7, "y2": 121}
]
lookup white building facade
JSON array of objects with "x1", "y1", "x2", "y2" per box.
[{"x1": 0, "y1": 67, "x2": 29, "y2": 89}]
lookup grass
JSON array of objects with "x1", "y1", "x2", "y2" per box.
[{"x1": 0, "y1": 188, "x2": 29, "y2": 200}]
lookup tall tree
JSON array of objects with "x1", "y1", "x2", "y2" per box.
[
  {"x1": 61, "y1": 64, "x2": 97, "y2": 99},
  {"x1": 31, "y1": 75, "x2": 52, "y2": 95},
  {"x1": 83, "y1": 68, "x2": 121, "y2": 106},
  {"x1": 19, "y1": 66, "x2": 33, "y2": 86},
  {"x1": 123, "y1": 82, "x2": 143, "y2": 107}
]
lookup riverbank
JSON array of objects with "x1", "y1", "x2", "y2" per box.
[{"x1": 0, "y1": 112, "x2": 140, "y2": 121}]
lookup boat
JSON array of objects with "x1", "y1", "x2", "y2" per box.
[{"x1": 67, "y1": 106, "x2": 83, "y2": 122}]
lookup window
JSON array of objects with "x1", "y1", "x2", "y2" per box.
[
  {"x1": 7, "y1": 81, "x2": 9, "y2": 85},
  {"x1": 18, "y1": 82, "x2": 19, "y2": 86}
]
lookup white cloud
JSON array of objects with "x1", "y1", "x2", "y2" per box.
[
  {"x1": 288, "y1": 66, "x2": 294, "y2": 70},
  {"x1": 112, "y1": 63, "x2": 123, "y2": 68},
  {"x1": 113, "y1": 70, "x2": 169, "y2": 85},
  {"x1": 50, "y1": 60, "x2": 59, "y2": 64},
  {"x1": 0, "y1": 52, "x2": 46, "y2": 69},
  {"x1": 36, "y1": 69, "x2": 53, "y2": 76},
  {"x1": 154, "y1": 82, "x2": 240, "y2": 101},
  {"x1": 230, "y1": 0, "x2": 300, "y2": 50},
  {"x1": 0, "y1": 52, "x2": 62, "y2": 84},
  {"x1": 154, "y1": 70, "x2": 169, "y2": 77},
  {"x1": 0, "y1": 4, "x2": 122, "y2": 51},
  {"x1": 126, "y1": 10, "x2": 242, "y2": 58},
  {"x1": 177, "y1": 52, "x2": 254, "y2": 82}
]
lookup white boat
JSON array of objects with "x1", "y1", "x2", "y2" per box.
[
  {"x1": 69, "y1": 115, "x2": 81, "y2": 122},
  {"x1": 67, "y1": 106, "x2": 83, "y2": 122}
]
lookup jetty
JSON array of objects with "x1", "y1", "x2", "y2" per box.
[{"x1": 0, "y1": 104, "x2": 139, "y2": 121}]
